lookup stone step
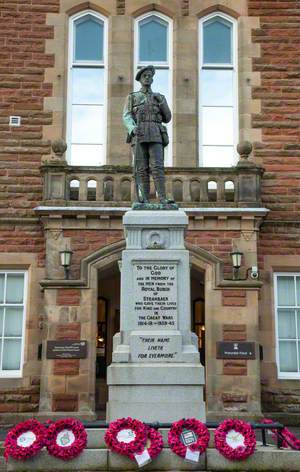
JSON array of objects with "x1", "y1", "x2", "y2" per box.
[{"x1": 6, "y1": 447, "x2": 300, "y2": 471}]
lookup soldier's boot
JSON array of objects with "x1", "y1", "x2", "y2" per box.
[
  {"x1": 154, "y1": 178, "x2": 176, "y2": 204},
  {"x1": 154, "y1": 177, "x2": 168, "y2": 204}
]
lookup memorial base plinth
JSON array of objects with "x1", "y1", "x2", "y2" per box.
[
  {"x1": 106, "y1": 363, "x2": 205, "y2": 422},
  {"x1": 107, "y1": 209, "x2": 206, "y2": 422}
]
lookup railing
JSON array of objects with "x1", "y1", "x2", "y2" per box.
[
  {"x1": 41, "y1": 141, "x2": 264, "y2": 208},
  {"x1": 0, "y1": 420, "x2": 288, "y2": 449},
  {"x1": 78, "y1": 421, "x2": 285, "y2": 449}
]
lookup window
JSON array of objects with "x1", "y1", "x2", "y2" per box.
[
  {"x1": 0, "y1": 271, "x2": 27, "y2": 377},
  {"x1": 134, "y1": 12, "x2": 173, "y2": 166},
  {"x1": 199, "y1": 13, "x2": 238, "y2": 167},
  {"x1": 67, "y1": 11, "x2": 107, "y2": 166},
  {"x1": 274, "y1": 273, "x2": 300, "y2": 379}
]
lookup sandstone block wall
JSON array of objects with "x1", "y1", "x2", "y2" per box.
[
  {"x1": 0, "y1": 0, "x2": 59, "y2": 416},
  {"x1": 249, "y1": 0, "x2": 300, "y2": 418},
  {"x1": 0, "y1": 0, "x2": 299, "y2": 419}
]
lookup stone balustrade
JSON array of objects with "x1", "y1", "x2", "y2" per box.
[{"x1": 41, "y1": 141, "x2": 264, "y2": 208}]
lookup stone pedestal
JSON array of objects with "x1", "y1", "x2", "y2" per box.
[{"x1": 107, "y1": 210, "x2": 205, "y2": 422}]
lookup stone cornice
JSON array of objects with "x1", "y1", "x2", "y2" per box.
[{"x1": 35, "y1": 206, "x2": 269, "y2": 216}]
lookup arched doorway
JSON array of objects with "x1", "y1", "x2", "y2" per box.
[{"x1": 95, "y1": 258, "x2": 208, "y2": 415}]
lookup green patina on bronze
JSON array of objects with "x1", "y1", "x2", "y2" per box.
[
  {"x1": 132, "y1": 201, "x2": 178, "y2": 211},
  {"x1": 123, "y1": 65, "x2": 176, "y2": 208}
]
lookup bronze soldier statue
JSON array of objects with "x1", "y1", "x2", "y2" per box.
[{"x1": 123, "y1": 65, "x2": 173, "y2": 205}]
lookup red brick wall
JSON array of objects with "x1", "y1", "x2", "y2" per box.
[
  {"x1": 0, "y1": 1, "x2": 59, "y2": 268},
  {"x1": 0, "y1": 222, "x2": 45, "y2": 266},
  {"x1": 258, "y1": 223, "x2": 300, "y2": 271},
  {"x1": 63, "y1": 229, "x2": 124, "y2": 278},
  {"x1": 0, "y1": 0, "x2": 59, "y2": 414},
  {"x1": 0, "y1": 377, "x2": 40, "y2": 414},
  {"x1": 186, "y1": 230, "x2": 240, "y2": 276},
  {"x1": 222, "y1": 290, "x2": 247, "y2": 307},
  {"x1": 250, "y1": 0, "x2": 300, "y2": 417},
  {"x1": 0, "y1": 1, "x2": 59, "y2": 218},
  {"x1": 250, "y1": 0, "x2": 300, "y2": 219}
]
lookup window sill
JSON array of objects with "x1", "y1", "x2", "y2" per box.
[
  {"x1": 0, "y1": 372, "x2": 22, "y2": 379},
  {"x1": 278, "y1": 374, "x2": 300, "y2": 380}
]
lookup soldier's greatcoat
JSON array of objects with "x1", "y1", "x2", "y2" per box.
[{"x1": 123, "y1": 90, "x2": 171, "y2": 145}]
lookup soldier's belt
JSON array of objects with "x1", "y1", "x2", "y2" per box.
[{"x1": 138, "y1": 119, "x2": 162, "y2": 123}]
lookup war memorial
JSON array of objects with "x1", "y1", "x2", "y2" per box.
[
  {"x1": 3, "y1": 65, "x2": 300, "y2": 471},
  {"x1": 1, "y1": 0, "x2": 300, "y2": 470},
  {"x1": 106, "y1": 65, "x2": 205, "y2": 422}
]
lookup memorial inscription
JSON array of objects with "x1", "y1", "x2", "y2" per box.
[
  {"x1": 130, "y1": 333, "x2": 180, "y2": 362},
  {"x1": 133, "y1": 262, "x2": 178, "y2": 329}
]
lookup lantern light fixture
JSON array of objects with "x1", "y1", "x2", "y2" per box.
[
  {"x1": 230, "y1": 250, "x2": 243, "y2": 269},
  {"x1": 59, "y1": 248, "x2": 73, "y2": 279},
  {"x1": 230, "y1": 249, "x2": 243, "y2": 279}
]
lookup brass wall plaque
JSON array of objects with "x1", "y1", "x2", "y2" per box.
[
  {"x1": 217, "y1": 342, "x2": 256, "y2": 360},
  {"x1": 46, "y1": 341, "x2": 87, "y2": 359}
]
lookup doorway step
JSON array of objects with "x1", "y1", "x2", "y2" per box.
[{"x1": 6, "y1": 428, "x2": 300, "y2": 471}]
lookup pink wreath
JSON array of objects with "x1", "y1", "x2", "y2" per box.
[
  {"x1": 46, "y1": 418, "x2": 87, "y2": 460},
  {"x1": 168, "y1": 418, "x2": 210, "y2": 459},
  {"x1": 262, "y1": 418, "x2": 300, "y2": 450},
  {"x1": 4, "y1": 419, "x2": 47, "y2": 462},
  {"x1": 215, "y1": 419, "x2": 256, "y2": 461},
  {"x1": 104, "y1": 417, "x2": 147, "y2": 459}
]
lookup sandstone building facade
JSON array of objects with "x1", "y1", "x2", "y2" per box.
[{"x1": 0, "y1": 0, "x2": 300, "y2": 424}]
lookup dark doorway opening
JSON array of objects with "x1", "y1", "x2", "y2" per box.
[
  {"x1": 96, "y1": 263, "x2": 120, "y2": 413},
  {"x1": 191, "y1": 267, "x2": 205, "y2": 366}
]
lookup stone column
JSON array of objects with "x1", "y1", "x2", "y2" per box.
[
  {"x1": 106, "y1": 15, "x2": 132, "y2": 166},
  {"x1": 38, "y1": 286, "x2": 96, "y2": 419},
  {"x1": 173, "y1": 16, "x2": 198, "y2": 167},
  {"x1": 107, "y1": 209, "x2": 205, "y2": 421}
]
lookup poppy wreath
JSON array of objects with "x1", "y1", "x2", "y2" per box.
[
  {"x1": 262, "y1": 418, "x2": 300, "y2": 450},
  {"x1": 4, "y1": 419, "x2": 47, "y2": 462},
  {"x1": 168, "y1": 418, "x2": 210, "y2": 460},
  {"x1": 143, "y1": 427, "x2": 164, "y2": 460},
  {"x1": 46, "y1": 418, "x2": 87, "y2": 460},
  {"x1": 104, "y1": 417, "x2": 147, "y2": 459},
  {"x1": 214, "y1": 419, "x2": 256, "y2": 461}
]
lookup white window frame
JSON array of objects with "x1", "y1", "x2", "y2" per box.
[
  {"x1": 0, "y1": 270, "x2": 27, "y2": 378},
  {"x1": 198, "y1": 12, "x2": 239, "y2": 167},
  {"x1": 274, "y1": 272, "x2": 300, "y2": 379},
  {"x1": 134, "y1": 11, "x2": 173, "y2": 167},
  {"x1": 67, "y1": 10, "x2": 108, "y2": 166}
]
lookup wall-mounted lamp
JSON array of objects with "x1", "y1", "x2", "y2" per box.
[
  {"x1": 230, "y1": 249, "x2": 259, "y2": 281},
  {"x1": 230, "y1": 249, "x2": 243, "y2": 279},
  {"x1": 59, "y1": 249, "x2": 73, "y2": 279}
]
